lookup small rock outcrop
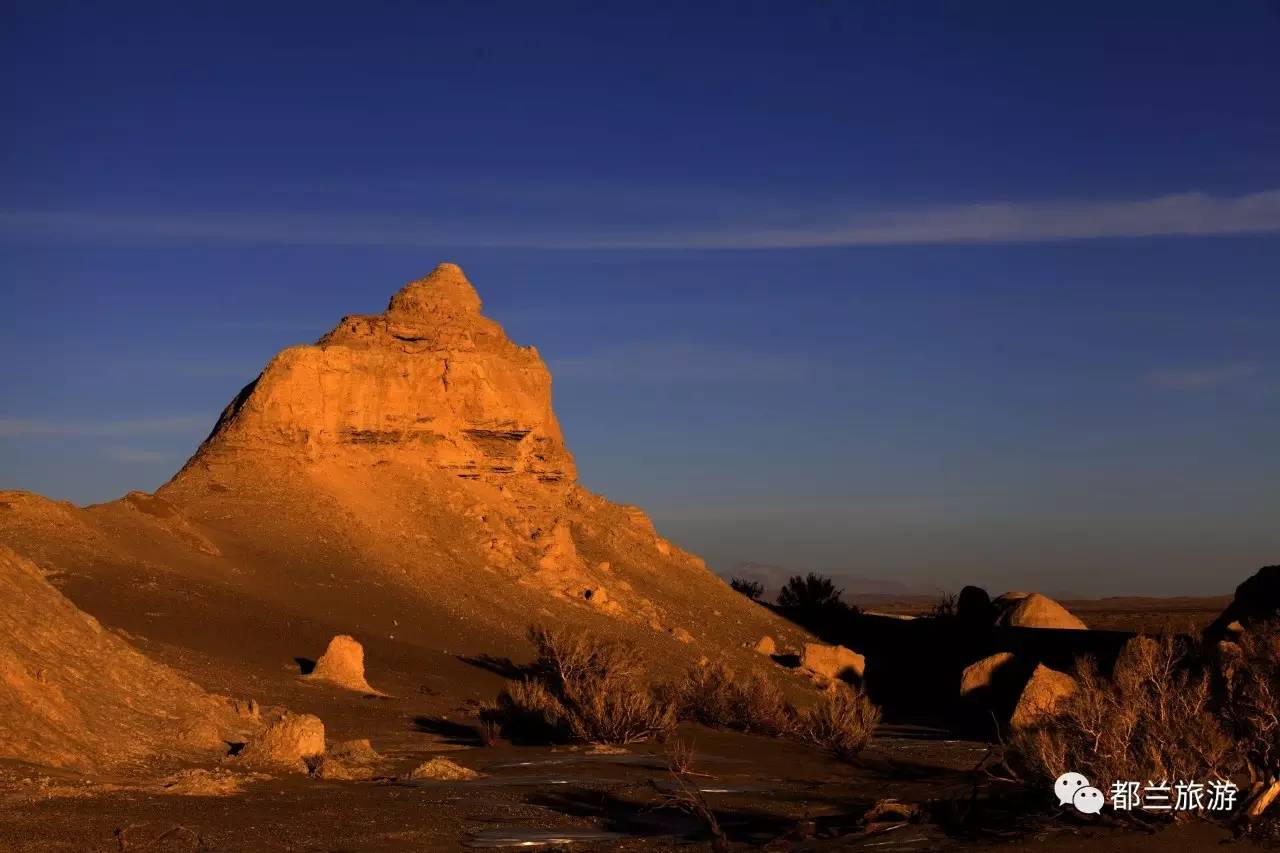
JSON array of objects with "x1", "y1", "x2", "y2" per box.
[
  {"x1": 959, "y1": 652, "x2": 1017, "y2": 698},
  {"x1": 402, "y1": 756, "x2": 481, "y2": 781},
  {"x1": 1009, "y1": 664, "x2": 1076, "y2": 729},
  {"x1": 801, "y1": 643, "x2": 866, "y2": 683},
  {"x1": 995, "y1": 593, "x2": 1087, "y2": 630},
  {"x1": 753, "y1": 636, "x2": 777, "y2": 656},
  {"x1": 1206, "y1": 565, "x2": 1280, "y2": 640},
  {"x1": 956, "y1": 585, "x2": 996, "y2": 628},
  {"x1": 309, "y1": 635, "x2": 377, "y2": 694},
  {"x1": 236, "y1": 712, "x2": 325, "y2": 771},
  {"x1": 309, "y1": 738, "x2": 387, "y2": 780}
]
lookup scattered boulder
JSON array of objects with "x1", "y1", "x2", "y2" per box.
[
  {"x1": 956, "y1": 585, "x2": 995, "y2": 628},
  {"x1": 1206, "y1": 565, "x2": 1280, "y2": 640},
  {"x1": 236, "y1": 712, "x2": 325, "y2": 771},
  {"x1": 801, "y1": 643, "x2": 866, "y2": 683},
  {"x1": 1009, "y1": 664, "x2": 1076, "y2": 729},
  {"x1": 995, "y1": 593, "x2": 1087, "y2": 630},
  {"x1": 309, "y1": 738, "x2": 387, "y2": 781},
  {"x1": 309, "y1": 635, "x2": 377, "y2": 694},
  {"x1": 958, "y1": 652, "x2": 1038, "y2": 727},
  {"x1": 402, "y1": 756, "x2": 480, "y2": 781},
  {"x1": 753, "y1": 636, "x2": 777, "y2": 656},
  {"x1": 959, "y1": 652, "x2": 1017, "y2": 698},
  {"x1": 160, "y1": 768, "x2": 263, "y2": 796}
]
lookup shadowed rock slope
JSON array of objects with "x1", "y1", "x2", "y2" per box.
[
  {"x1": 0, "y1": 265, "x2": 803, "y2": 718},
  {"x1": 0, "y1": 546, "x2": 247, "y2": 773}
]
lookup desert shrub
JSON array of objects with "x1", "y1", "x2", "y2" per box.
[
  {"x1": 797, "y1": 684, "x2": 881, "y2": 761},
  {"x1": 928, "y1": 592, "x2": 958, "y2": 620},
  {"x1": 496, "y1": 677, "x2": 570, "y2": 742},
  {"x1": 672, "y1": 662, "x2": 792, "y2": 736},
  {"x1": 497, "y1": 626, "x2": 676, "y2": 745},
  {"x1": 1009, "y1": 634, "x2": 1240, "y2": 796},
  {"x1": 474, "y1": 701, "x2": 503, "y2": 746},
  {"x1": 1219, "y1": 620, "x2": 1280, "y2": 818},
  {"x1": 777, "y1": 572, "x2": 845, "y2": 610},
  {"x1": 729, "y1": 577, "x2": 764, "y2": 601}
]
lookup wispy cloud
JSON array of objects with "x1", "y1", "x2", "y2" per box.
[
  {"x1": 648, "y1": 499, "x2": 956, "y2": 524},
  {"x1": 2, "y1": 189, "x2": 1278, "y2": 249},
  {"x1": 0, "y1": 415, "x2": 208, "y2": 438},
  {"x1": 550, "y1": 342, "x2": 815, "y2": 383},
  {"x1": 1146, "y1": 361, "x2": 1260, "y2": 391},
  {"x1": 104, "y1": 447, "x2": 182, "y2": 463}
]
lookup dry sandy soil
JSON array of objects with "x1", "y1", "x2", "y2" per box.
[{"x1": 0, "y1": 266, "x2": 1266, "y2": 852}]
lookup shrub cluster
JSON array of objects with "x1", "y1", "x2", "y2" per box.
[
  {"x1": 1009, "y1": 635, "x2": 1238, "y2": 792},
  {"x1": 1010, "y1": 625, "x2": 1280, "y2": 820},
  {"x1": 670, "y1": 662, "x2": 792, "y2": 736},
  {"x1": 796, "y1": 686, "x2": 883, "y2": 761},
  {"x1": 496, "y1": 626, "x2": 677, "y2": 745},
  {"x1": 495, "y1": 626, "x2": 881, "y2": 762}
]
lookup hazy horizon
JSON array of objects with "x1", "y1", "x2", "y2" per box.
[{"x1": 3, "y1": 2, "x2": 1278, "y2": 597}]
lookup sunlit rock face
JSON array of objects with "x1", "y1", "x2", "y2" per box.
[{"x1": 182, "y1": 263, "x2": 575, "y2": 484}]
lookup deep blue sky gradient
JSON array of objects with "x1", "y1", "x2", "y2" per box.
[{"x1": 3, "y1": 1, "x2": 1278, "y2": 595}]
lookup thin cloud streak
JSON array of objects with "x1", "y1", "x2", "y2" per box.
[
  {"x1": 1146, "y1": 361, "x2": 1261, "y2": 391},
  {"x1": 0, "y1": 415, "x2": 209, "y2": 438},
  {"x1": 2, "y1": 190, "x2": 1278, "y2": 249},
  {"x1": 550, "y1": 342, "x2": 816, "y2": 384},
  {"x1": 105, "y1": 447, "x2": 182, "y2": 463}
]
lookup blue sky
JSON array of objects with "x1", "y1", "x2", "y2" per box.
[{"x1": 3, "y1": 1, "x2": 1278, "y2": 595}]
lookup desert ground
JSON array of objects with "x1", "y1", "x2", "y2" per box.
[{"x1": 1, "y1": 266, "x2": 1275, "y2": 851}]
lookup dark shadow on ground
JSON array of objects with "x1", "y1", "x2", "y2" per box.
[
  {"x1": 411, "y1": 716, "x2": 483, "y2": 744},
  {"x1": 457, "y1": 654, "x2": 527, "y2": 679},
  {"x1": 294, "y1": 656, "x2": 316, "y2": 675}
]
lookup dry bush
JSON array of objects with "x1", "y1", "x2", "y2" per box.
[
  {"x1": 672, "y1": 662, "x2": 793, "y2": 736},
  {"x1": 797, "y1": 684, "x2": 881, "y2": 761},
  {"x1": 496, "y1": 677, "x2": 570, "y2": 742},
  {"x1": 475, "y1": 701, "x2": 503, "y2": 747},
  {"x1": 496, "y1": 626, "x2": 675, "y2": 745},
  {"x1": 1010, "y1": 635, "x2": 1240, "y2": 796},
  {"x1": 655, "y1": 738, "x2": 729, "y2": 852},
  {"x1": 1220, "y1": 621, "x2": 1280, "y2": 818}
]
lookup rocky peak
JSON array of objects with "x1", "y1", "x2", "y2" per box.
[
  {"x1": 174, "y1": 264, "x2": 576, "y2": 485},
  {"x1": 386, "y1": 262, "x2": 484, "y2": 320}
]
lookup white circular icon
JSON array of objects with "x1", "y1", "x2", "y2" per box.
[
  {"x1": 1073, "y1": 785, "x2": 1105, "y2": 814},
  {"x1": 1054, "y1": 771, "x2": 1090, "y2": 806}
]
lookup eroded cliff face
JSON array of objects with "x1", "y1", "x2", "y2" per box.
[
  {"x1": 0, "y1": 263, "x2": 804, "y2": 706},
  {"x1": 180, "y1": 263, "x2": 575, "y2": 484}
]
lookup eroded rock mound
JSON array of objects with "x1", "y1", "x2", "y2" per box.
[
  {"x1": 959, "y1": 652, "x2": 1017, "y2": 698},
  {"x1": 403, "y1": 756, "x2": 481, "y2": 781},
  {"x1": 1207, "y1": 565, "x2": 1280, "y2": 640},
  {"x1": 1009, "y1": 663, "x2": 1076, "y2": 729},
  {"x1": 309, "y1": 635, "x2": 377, "y2": 694},
  {"x1": 236, "y1": 711, "x2": 325, "y2": 771},
  {"x1": 801, "y1": 643, "x2": 866, "y2": 683},
  {"x1": 0, "y1": 546, "x2": 245, "y2": 772},
  {"x1": 309, "y1": 738, "x2": 387, "y2": 780},
  {"x1": 995, "y1": 592, "x2": 1087, "y2": 630}
]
